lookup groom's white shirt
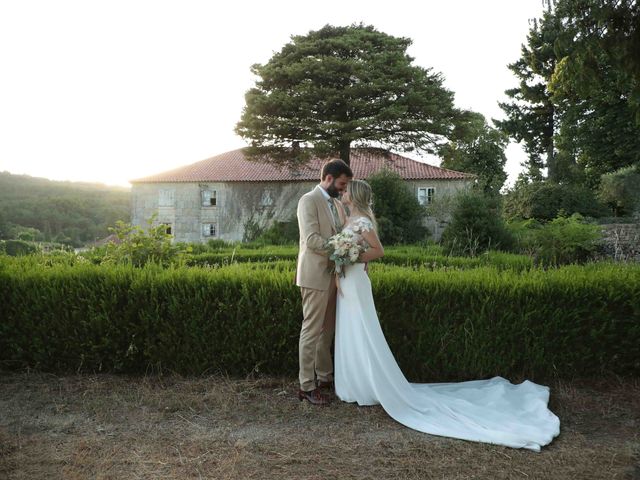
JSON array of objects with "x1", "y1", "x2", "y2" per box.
[{"x1": 317, "y1": 184, "x2": 330, "y2": 200}]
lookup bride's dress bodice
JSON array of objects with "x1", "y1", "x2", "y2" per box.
[{"x1": 341, "y1": 216, "x2": 373, "y2": 245}]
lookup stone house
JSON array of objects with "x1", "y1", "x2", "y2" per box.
[{"x1": 130, "y1": 148, "x2": 475, "y2": 242}]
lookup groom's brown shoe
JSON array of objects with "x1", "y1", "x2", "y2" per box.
[
  {"x1": 317, "y1": 379, "x2": 334, "y2": 392},
  {"x1": 298, "y1": 388, "x2": 330, "y2": 406}
]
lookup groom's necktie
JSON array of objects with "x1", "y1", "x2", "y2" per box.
[{"x1": 328, "y1": 198, "x2": 342, "y2": 231}]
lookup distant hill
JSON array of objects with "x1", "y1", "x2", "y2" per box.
[{"x1": 0, "y1": 171, "x2": 131, "y2": 247}]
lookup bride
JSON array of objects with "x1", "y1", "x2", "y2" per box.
[{"x1": 334, "y1": 179, "x2": 560, "y2": 451}]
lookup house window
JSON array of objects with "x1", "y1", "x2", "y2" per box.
[
  {"x1": 161, "y1": 223, "x2": 172, "y2": 235},
  {"x1": 417, "y1": 187, "x2": 435, "y2": 206},
  {"x1": 202, "y1": 189, "x2": 217, "y2": 206},
  {"x1": 159, "y1": 189, "x2": 175, "y2": 207},
  {"x1": 202, "y1": 223, "x2": 217, "y2": 237},
  {"x1": 260, "y1": 189, "x2": 274, "y2": 207}
]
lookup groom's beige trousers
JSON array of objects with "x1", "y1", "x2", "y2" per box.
[{"x1": 299, "y1": 282, "x2": 337, "y2": 392}]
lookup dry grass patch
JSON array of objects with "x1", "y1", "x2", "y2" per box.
[{"x1": 0, "y1": 373, "x2": 638, "y2": 479}]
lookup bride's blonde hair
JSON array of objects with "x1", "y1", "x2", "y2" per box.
[{"x1": 347, "y1": 180, "x2": 378, "y2": 231}]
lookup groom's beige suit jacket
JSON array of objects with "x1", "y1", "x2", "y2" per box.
[{"x1": 296, "y1": 185, "x2": 346, "y2": 291}]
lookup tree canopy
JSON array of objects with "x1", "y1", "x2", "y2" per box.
[
  {"x1": 440, "y1": 111, "x2": 508, "y2": 196},
  {"x1": 495, "y1": 8, "x2": 564, "y2": 182},
  {"x1": 235, "y1": 24, "x2": 459, "y2": 166},
  {"x1": 551, "y1": 0, "x2": 640, "y2": 121},
  {"x1": 497, "y1": 2, "x2": 640, "y2": 187}
]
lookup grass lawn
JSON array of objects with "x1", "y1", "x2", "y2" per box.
[{"x1": 1, "y1": 373, "x2": 638, "y2": 479}]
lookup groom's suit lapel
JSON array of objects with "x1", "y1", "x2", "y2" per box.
[{"x1": 312, "y1": 187, "x2": 337, "y2": 234}]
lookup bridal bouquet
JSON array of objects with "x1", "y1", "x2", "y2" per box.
[{"x1": 325, "y1": 231, "x2": 368, "y2": 277}]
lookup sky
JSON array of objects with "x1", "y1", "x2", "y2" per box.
[{"x1": 0, "y1": 0, "x2": 546, "y2": 188}]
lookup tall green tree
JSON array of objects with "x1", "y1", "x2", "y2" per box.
[
  {"x1": 440, "y1": 111, "x2": 508, "y2": 195},
  {"x1": 549, "y1": 0, "x2": 640, "y2": 185},
  {"x1": 552, "y1": 69, "x2": 640, "y2": 186},
  {"x1": 495, "y1": 8, "x2": 567, "y2": 182},
  {"x1": 498, "y1": 3, "x2": 639, "y2": 187},
  {"x1": 235, "y1": 24, "x2": 459, "y2": 166},
  {"x1": 551, "y1": 0, "x2": 640, "y2": 121}
]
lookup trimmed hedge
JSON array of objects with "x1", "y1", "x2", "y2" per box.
[
  {"x1": 185, "y1": 247, "x2": 534, "y2": 272},
  {"x1": 379, "y1": 250, "x2": 533, "y2": 271},
  {"x1": 1, "y1": 258, "x2": 638, "y2": 380},
  {"x1": 185, "y1": 251, "x2": 298, "y2": 267}
]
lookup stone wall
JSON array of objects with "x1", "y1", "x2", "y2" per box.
[
  {"x1": 131, "y1": 178, "x2": 473, "y2": 243},
  {"x1": 599, "y1": 224, "x2": 640, "y2": 262},
  {"x1": 132, "y1": 181, "x2": 316, "y2": 243}
]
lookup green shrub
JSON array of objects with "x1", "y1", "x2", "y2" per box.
[
  {"x1": 242, "y1": 219, "x2": 263, "y2": 242},
  {"x1": 532, "y1": 214, "x2": 602, "y2": 265},
  {"x1": 367, "y1": 169, "x2": 429, "y2": 244},
  {"x1": 206, "y1": 239, "x2": 234, "y2": 250},
  {"x1": 101, "y1": 217, "x2": 183, "y2": 267},
  {"x1": 441, "y1": 193, "x2": 514, "y2": 256},
  {"x1": 255, "y1": 218, "x2": 299, "y2": 245},
  {"x1": 508, "y1": 214, "x2": 602, "y2": 265},
  {"x1": 598, "y1": 165, "x2": 640, "y2": 217},
  {"x1": 507, "y1": 218, "x2": 543, "y2": 256},
  {"x1": 1, "y1": 258, "x2": 638, "y2": 380},
  {"x1": 503, "y1": 181, "x2": 608, "y2": 221},
  {"x1": 15, "y1": 226, "x2": 44, "y2": 242},
  {"x1": 3, "y1": 240, "x2": 39, "y2": 256}
]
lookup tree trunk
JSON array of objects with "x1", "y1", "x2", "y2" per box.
[
  {"x1": 339, "y1": 140, "x2": 351, "y2": 165},
  {"x1": 545, "y1": 103, "x2": 556, "y2": 182}
]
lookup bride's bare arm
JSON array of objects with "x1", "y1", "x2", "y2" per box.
[{"x1": 358, "y1": 228, "x2": 384, "y2": 262}]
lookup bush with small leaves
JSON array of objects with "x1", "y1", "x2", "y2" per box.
[
  {"x1": 101, "y1": 215, "x2": 184, "y2": 267},
  {"x1": 441, "y1": 193, "x2": 514, "y2": 256}
]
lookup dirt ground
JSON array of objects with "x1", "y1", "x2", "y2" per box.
[{"x1": 0, "y1": 373, "x2": 638, "y2": 480}]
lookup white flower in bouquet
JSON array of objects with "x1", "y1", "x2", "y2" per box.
[{"x1": 325, "y1": 231, "x2": 368, "y2": 277}]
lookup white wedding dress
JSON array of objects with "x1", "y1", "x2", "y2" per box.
[{"x1": 334, "y1": 217, "x2": 560, "y2": 451}]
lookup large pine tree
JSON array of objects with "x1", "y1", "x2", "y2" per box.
[{"x1": 235, "y1": 24, "x2": 459, "y2": 166}]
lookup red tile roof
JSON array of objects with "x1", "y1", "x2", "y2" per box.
[{"x1": 131, "y1": 148, "x2": 473, "y2": 183}]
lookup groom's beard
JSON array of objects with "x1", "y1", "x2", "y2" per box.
[{"x1": 326, "y1": 180, "x2": 341, "y2": 198}]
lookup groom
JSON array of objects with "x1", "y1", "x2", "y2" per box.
[{"x1": 296, "y1": 159, "x2": 353, "y2": 406}]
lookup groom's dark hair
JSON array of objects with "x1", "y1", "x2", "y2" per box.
[{"x1": 321, "y1": 159, "x2": 353, "y2": 180}]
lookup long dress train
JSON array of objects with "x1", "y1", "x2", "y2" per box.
[{"x1": 334, "y1": 219, "x2": 560, "y2": 452}]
